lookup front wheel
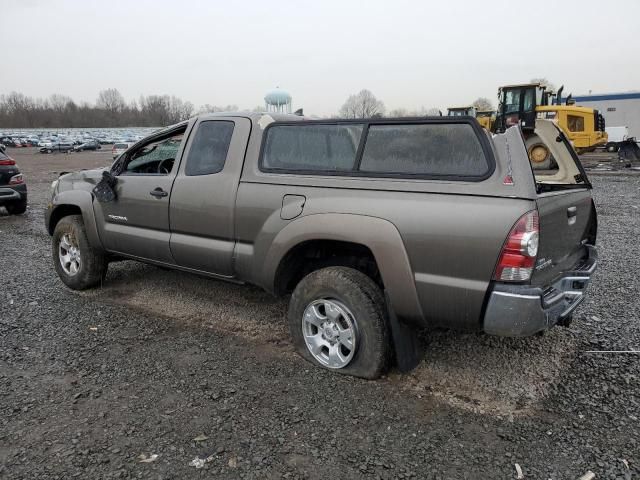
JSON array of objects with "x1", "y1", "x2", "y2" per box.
[
  {"x1": 288, "y1": 267, "x2": 390, "y2": 379},
  {"x1": 52, "y1": 215, "x2": 107, "y2": 290}
]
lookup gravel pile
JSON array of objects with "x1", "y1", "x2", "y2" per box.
[{"x1": 0, "y1": 150, "x2": 638, "y2": 478}]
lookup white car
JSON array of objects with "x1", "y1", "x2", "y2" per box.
[{"x1": 112, "y1": 142, "x2": 133, "y2": 159}]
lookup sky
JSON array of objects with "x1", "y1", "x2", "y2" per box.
[{"x1": 2, "y1": 0, "x2": 640, "y2": 117}]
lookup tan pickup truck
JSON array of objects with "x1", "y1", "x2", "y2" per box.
[{"x1": 46, "y1": 113, "x2": 597, "y2": 378}]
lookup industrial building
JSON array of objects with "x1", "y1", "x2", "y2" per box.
[{"x1": 573, "y1": 92, "x2": 640, "y2": 139}]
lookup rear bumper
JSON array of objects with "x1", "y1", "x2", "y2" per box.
[
  {"x1": 0, "y1": 184, "x2": 27, "y2": 205},
  {"x1": 483, "y1": 245, "x2": 597, "y2": 337}
]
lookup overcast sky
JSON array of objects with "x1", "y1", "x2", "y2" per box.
[{"x1": 3, "y1": 0, "x2": 639, "y2": 116}]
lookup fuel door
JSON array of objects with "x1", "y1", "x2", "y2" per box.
[{"x1": 280, "y1": 194, "x2": 306, "y2": 220}]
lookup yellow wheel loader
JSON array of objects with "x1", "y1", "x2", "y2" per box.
[
  {"x1": 447, "y1": 106, "x2": 476, "y2": 117},
  {"x1": 475, "y1": 110, "x2": 495, "y2": 131},
  {"x1": 494, "y1": 83, "x2": 607, "y2": 169}
]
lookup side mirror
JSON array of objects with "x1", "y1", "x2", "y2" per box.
[{"x1": 93, "y1": 171, "x2": 118, "y2": 203}]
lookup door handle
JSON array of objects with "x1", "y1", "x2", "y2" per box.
[
  {"x1": 567, "y1": 206, "x2": 577, "y2": 218},
  {"x1": 150, "y1": 188, "x2": 168, "y2": 198}
]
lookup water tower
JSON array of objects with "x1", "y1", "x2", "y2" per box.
[{"x1": 264, "y1": 87, "x2": 292, "y2": 113}]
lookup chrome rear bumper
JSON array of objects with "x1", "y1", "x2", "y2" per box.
[{"x1": 483, "y1": 246, "x2": 597, "y2": 337}]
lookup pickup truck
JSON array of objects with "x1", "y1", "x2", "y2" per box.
[{"x1": 45, "y1": 113, "x2": 597, "y2": 379}]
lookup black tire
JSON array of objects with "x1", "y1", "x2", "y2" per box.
[
  {"x1": 288, "y1": 267, "x2": 390, "y2": 379},
  {"x1": 606, "y1": 143, "x2": 618, "y2": 153},
  {"x1": 6, "y1": 199, "x2": 27, "y2": 215},
  {"x1": 52, "y1": 215, "x2": 107, "y2": 290}
]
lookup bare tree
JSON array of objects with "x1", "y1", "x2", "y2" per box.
[
  {"x1": 387, "y1": 106, "x2": 440, "y2": 117},
  {"x1": 472, "y1": 97, "x2": 494, "y2": 111},
  {"x1": 530, "y1": 78, "x2": 556, "y2": 92},
  {"x1": 339, "y1": 89, "x2": 385, "y2": 119},
  {"x1": 388, "y1": 108, "x2": 409, "y2": 117},
  {"x1": 96, "y1": 88, "x2": 126, "y2": 114},
  {"x1": 198, "y1": 104, "x2": 239, "y2": 114}
]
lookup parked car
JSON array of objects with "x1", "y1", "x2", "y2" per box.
[
  {"x1": 40, "y1": 142, "x2": 74, "y2": 154},
  {"x1": 112, "y1": 142, "x2": 132, "y2": 159},
  {"x1": 0, "y1": 149, "x2": 27, "y2": 214},
  {"x1": 46, "y1": 114, "x2": 598, "y2": 379},
  {"x1": 73, "y1": 139, "x2": 102, "y2": 152}
]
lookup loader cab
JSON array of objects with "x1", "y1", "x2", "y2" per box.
[
  {"x1": 495, "y1": 83, "x2": 549, "y2": 133},
  {"x1": 447, "y1": 106, "x2": 476, "y2": 117}
]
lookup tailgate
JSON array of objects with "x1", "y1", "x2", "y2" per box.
[
  {"x1": 528, "y1": 120, "x2": 597, "y2": 287},
  {"x1": 532, "y1": 189, "x2": 595, "y2": 286}
]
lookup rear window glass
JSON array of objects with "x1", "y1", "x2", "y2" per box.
[
  {"x1": 185, "y1": 121, "x2": 234, "y2": 176},
  {"x1": 262, "y1": 124, "x2": 363, "y2": 172},
  {"x1": 0, "y1": 151, "x2": 9, "y2": 160},
  {"x1": 114, "y1": 143, "x2": 129, "y2": 149},
  {"x1": 359, "y1": 123, "x2": 489, "y2": 177}
]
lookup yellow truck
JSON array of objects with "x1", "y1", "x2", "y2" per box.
[{"x1": 494, "y1": 83, "x2": 607, "y2": 168}]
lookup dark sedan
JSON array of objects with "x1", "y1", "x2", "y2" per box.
[
  {"x1": 0, "y1": 148, "x2": 27, "y2": 214},
  {"x1": 73, "y1": 139, "x2": 102, "y2": 152}
]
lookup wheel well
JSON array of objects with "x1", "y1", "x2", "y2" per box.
[
  {"x1": 48, "y1": 204, "x2": 82, "y2": 234},
  {"x1": 274, "y1": 240, "x2": 382, "y2": 296}
]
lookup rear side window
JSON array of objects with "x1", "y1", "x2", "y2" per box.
[
  {"x1": 262, "y1": 124, "x2": 363, "y2": 172},
  {"x1": 185, "y1": 121, "x2": 234, "y2": 176},
  {"x1": 359, "y1": 123, "x2": 489, "y2": 177}
]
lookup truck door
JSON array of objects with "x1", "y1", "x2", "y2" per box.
[
  {"x1": 95, "y1": 125, "x2": 188, "y2": 263},
  {"x1": 168, "y1": 117, "x2": 251, "y2": 276}
]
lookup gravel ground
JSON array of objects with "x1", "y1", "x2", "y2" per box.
[{"x1": 0, "y1": 148, "x2": 638, "y2": 479}]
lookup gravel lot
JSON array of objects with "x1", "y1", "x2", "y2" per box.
[{"x1": 1, "y1": 148, "x2": 639, "y2": 479}]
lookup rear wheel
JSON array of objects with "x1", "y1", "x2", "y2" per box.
[
  {"x1": 52, "y1": 215, "x2": 107, "y2": 290},
  {"x1": 6, "y1": 199, "x2": 26, "y2": 215},
  {"x1": 288, "y1": 267, "x2": 390, "y2": 379},
  {"x1": 526, "y1": 135, "x2": 553, "y2": 170}
]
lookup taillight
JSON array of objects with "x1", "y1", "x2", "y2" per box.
[
  {"x1": 9, "y1": 174, "x2": 24, "y2": 185},
  {"x1": 493, "y1": 210, "x2": 539, "y2": 282},
  {"x1": 0, "y1": 159, "x2": 15, "y2": 166}
]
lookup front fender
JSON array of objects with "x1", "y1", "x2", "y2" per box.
[
  {"x1": 48, "y1": 190, "x2": 103, "y2": 249},
  {"x1": 261, "y1": 213, "x2": 424, "y2": 324}
]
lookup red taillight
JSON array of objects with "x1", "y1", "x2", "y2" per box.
[
  {"x1": 0, "y1": 159, "x2": 15, "y2": 166},
  {"x1": 493, "y1": 210, "x2": 539, "y2": 282},
  {"x1": 9, "y1": 174, "x2": 24, "y2": 185}
]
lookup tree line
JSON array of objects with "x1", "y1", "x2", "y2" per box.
[
  {"x1": 0, "y1": 88, "x2": 199, "y2": 128},
  {"x1": 0, "y1": 86, "x2": 508, "y2": 128}
]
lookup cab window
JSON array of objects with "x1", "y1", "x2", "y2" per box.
[
  {"x1": 504, "y1": 89, "x2": 521, "y2": 114},
  {"x1": 121, "y1": 129, "x2": 185, "y2": 175},
  {"x1": 184, "y1": 121, "x2": 234, "y2": 176},
  {"x1": 567, "y1": 115, "x2": 585, "y2": 132},
  {"x1": 523, "y1": 88, "x2": 535, "y2": 112}
]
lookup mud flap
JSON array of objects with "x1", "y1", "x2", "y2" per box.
[{"x1": 385, "y1": 291, "x2": 422, "y2": 373}]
